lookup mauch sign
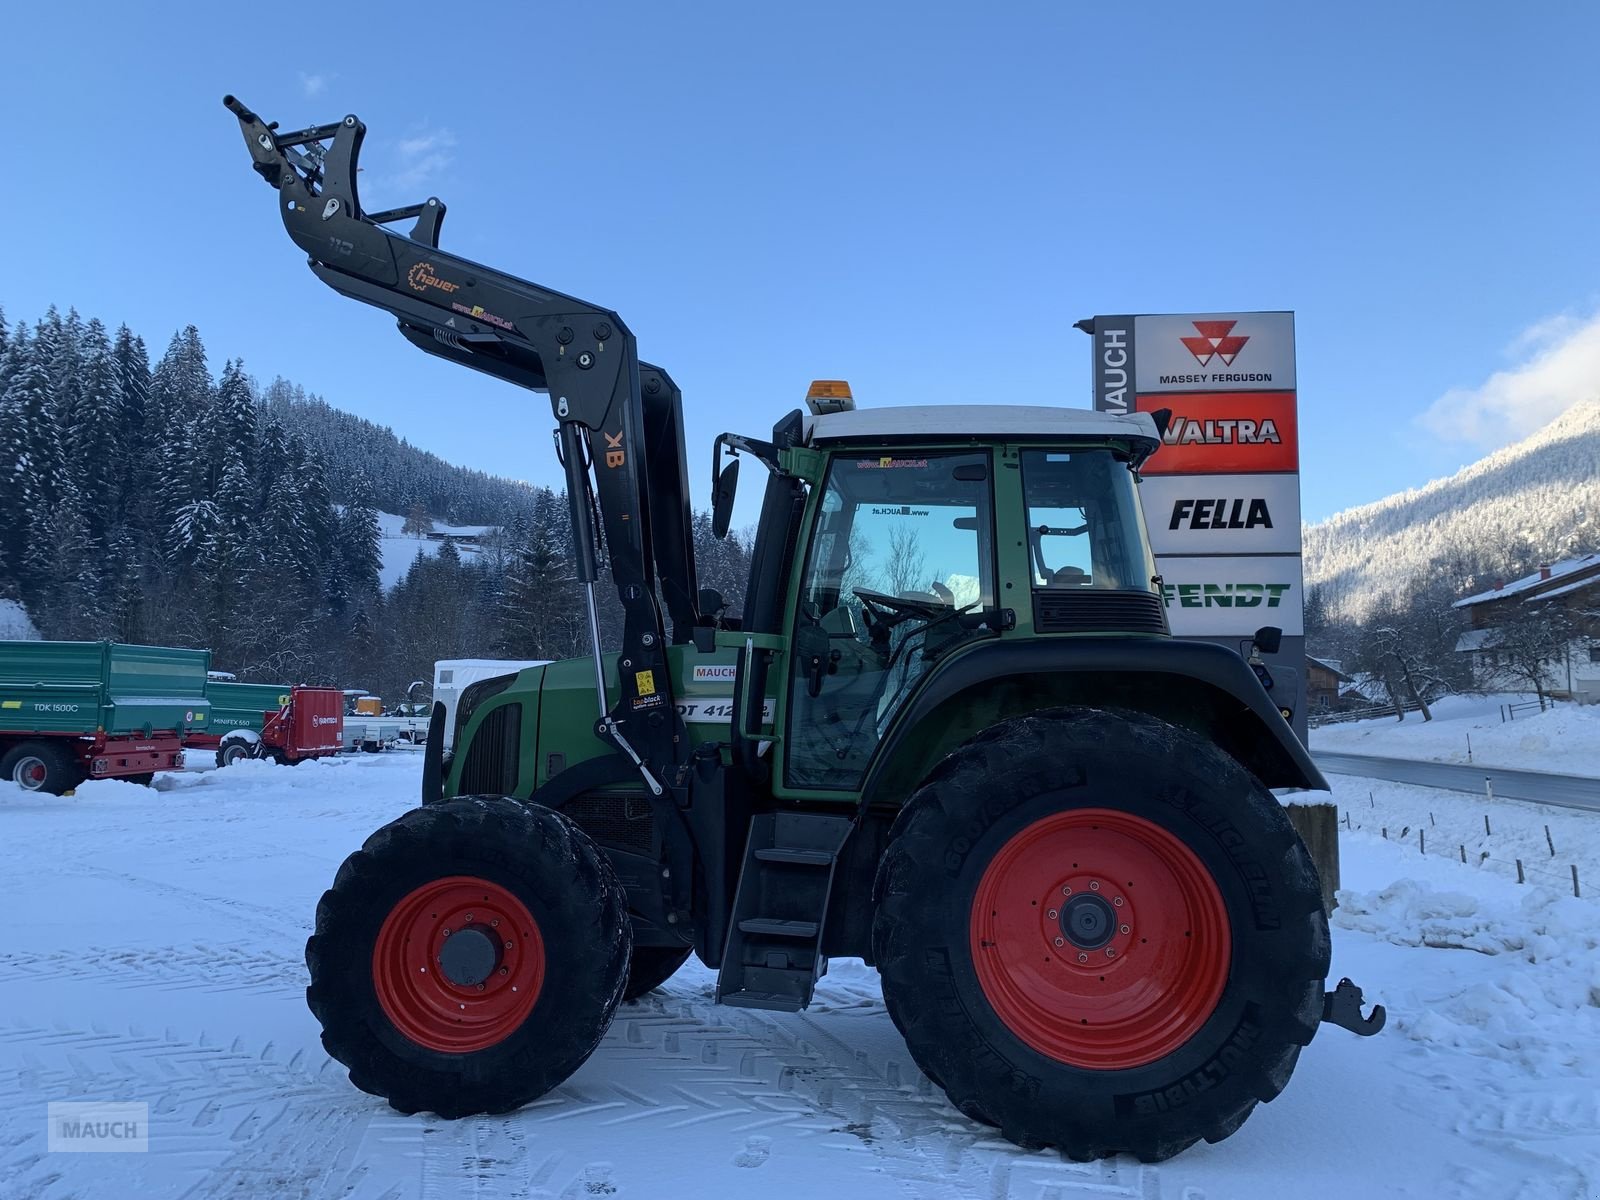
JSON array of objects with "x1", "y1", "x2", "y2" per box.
[{"x1": 1139, "y1": 473, "x2": 1302, "y2": 556}]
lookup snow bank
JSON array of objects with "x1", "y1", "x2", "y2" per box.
[
  {"x1": 0, "y1": 598, "x2": 40, "y2": 640},
  {"x1": 1312, "y1": 692, "x2": 1600, "y2": 776},
  {"x1": 1336, "y1": 880, "x2": 1600, "y2": 1075}
]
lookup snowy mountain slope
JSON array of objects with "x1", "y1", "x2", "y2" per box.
[
  {"x1": 1304, "y1": 401, "x2": 1600, "y2": 620},
  {"x1": 0, "y1": 599, "x2": 39, "y2": 640},
  {"x1": 376, "y1": 510, "x2": 501, "y2": 588}
]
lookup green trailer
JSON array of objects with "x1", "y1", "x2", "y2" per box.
[
  {"x1": 204, "y1": 681, "x2": 292, "y2": 736},
  {"x1": 0, "y1": 640, "x2": 210, "y2": 794}
]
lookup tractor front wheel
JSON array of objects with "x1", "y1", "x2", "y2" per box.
[
  {"x1": 872, "y1": 708, "x2": 1329, "y2": 1161},
  {"x1": 307, "y1": 796, "x2": 631, "y2": 1117}
]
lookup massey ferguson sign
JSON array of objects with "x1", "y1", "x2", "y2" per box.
[
  {"x1": 1083, "y1": 311, "x2": 1307, "y2": 736},
  {"x1": 1132, "y1": 313, "x2": 1296, "y2": 394}
]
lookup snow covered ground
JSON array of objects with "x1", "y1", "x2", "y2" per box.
[
  {"x1": 376, "y1": 511, "x2": 499, "y2": 588},
  {"x1": 3, "y1": 756, "x2": 1598, "y2": 1199},
  {"x1": 0, "y1": 597, "x2": 40, "y2": 640},
  {"x1": 1312, "y1": 692, "x2": 1600, "y2": 777}
]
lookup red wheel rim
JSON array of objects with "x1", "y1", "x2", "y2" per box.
[
  {"x1": 372, "y1": 876, "x2": 545, "y2": 1053},
  {"x1": 969, "y1": 808, "x2": 1231, "y2": 1070}
]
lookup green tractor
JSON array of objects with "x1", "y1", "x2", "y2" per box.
[{"x1": 228, "y1": 97, "x2": 1381, "y2": 1161}]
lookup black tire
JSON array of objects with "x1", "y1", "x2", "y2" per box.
[
  {"x1": 872, "y1": 708, "x2": 1329, "y2": 1162},
  {"x1": 306, "y1": 796, "x2": 632, "y2": 1118},
  {"x1": 216, "y1": 733, "x2": 256, "y2": 769},
  {"x1": 1, "y1": 741, "x2": 85, "y2": 796},
  {"x1": 621, "y1": 945, "x2": 693, "y2": 1002}
]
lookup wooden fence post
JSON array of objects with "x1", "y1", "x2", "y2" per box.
[{"x1": 1285, "y1": 801, "x2": 1339, "y2": 916}]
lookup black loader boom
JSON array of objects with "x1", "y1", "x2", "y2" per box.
[{"x1": 224, "y1": 96, "x2": 692, "y2": 797}]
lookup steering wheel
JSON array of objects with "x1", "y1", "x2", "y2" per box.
[{"x1": 852, "y1": 587, "x2": 950, "y2": 627}]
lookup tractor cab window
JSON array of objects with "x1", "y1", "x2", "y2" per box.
[
  {"x1": 1021, "y1": 449, "x2": 1154, "y2": 592},
  {"x1": 785, "y1": 451, "x2": 994, "y2": 790}
]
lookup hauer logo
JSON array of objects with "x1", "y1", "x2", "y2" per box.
[
  {"x1": 1181, "y1": 320, "x2": 1248, "y2": 367},
  {"x1": 1169, "y1": 498, "x2": 1273, "y2": 531},
  {"x1": 1162, "y1": 417, "x2": 1280, "y2": 446}
]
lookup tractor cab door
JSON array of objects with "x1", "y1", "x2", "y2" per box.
[{"x1": 781, "y1": 450, "x2": 996, "y2": 792}]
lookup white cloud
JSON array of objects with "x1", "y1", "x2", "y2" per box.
[
  {"x1": 382, "y1": 128, "x2": 457, "y2": 192},
  {"x1": 1419, "y1": 309, "x2": 1600, "y2": 448},
  {"x1": 299, "y1": 71, "x2": 328, "y2": 98}
]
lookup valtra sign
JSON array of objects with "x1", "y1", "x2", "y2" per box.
[{"x1": 1135, "y1": 392, "x2": 1299, "y2": 475}]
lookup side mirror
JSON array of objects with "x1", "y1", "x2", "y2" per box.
[
  {"x1": 712, "y1": 458, "x2": 740, "y2": 540},
  {"x1": 1253, "y1": 625, "x2": 1283, "y2": 655}
]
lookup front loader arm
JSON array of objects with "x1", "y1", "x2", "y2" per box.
[{"x1": 224, "y1": 96, "x2": 686, "y2": 795}]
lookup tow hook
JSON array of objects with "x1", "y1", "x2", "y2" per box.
[{"x1": 1321, "y1": 977, "x2": 1386, "y2": 1036}]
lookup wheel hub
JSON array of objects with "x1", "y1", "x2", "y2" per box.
[
  {"x1": 439, "y1": 925, "x2": 500, "y2": 987},
  {"x1": 969, "y1": 807, "x2": 1232, "y2": 1070},
  {"x1": 18, "y1": 757, "x2": 46, "y2": 789},
  {"x1": 371, "y1": 876, "x2": 545, "y2": 1053},
  {"x1": 1060, "y1": 892, "x2": 1116, "y2": 950}
]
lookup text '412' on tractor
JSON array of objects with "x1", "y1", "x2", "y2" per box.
[{"x1": 226, "y1": 96, "x2": 1382, "y2": 1162}]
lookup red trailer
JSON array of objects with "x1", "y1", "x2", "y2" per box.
[{"x1": 191, "y1": 685, "x2": 345, "y2": 767}]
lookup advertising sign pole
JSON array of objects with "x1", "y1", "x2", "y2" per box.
[{"x1": 1083, "y1": 312, "x2": 1310, "y2": 744}]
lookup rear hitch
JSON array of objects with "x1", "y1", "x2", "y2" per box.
[{"x1": 1321, "y1": 976, "x2": 1386, "y2": 1037}]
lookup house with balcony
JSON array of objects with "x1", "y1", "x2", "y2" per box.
[{"x1": 1452, "y1": 553, "x2": 1600, "y2": 703}]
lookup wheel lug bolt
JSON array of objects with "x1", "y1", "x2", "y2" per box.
[
  {"x1": 1077, "y1": 952, "x2": 1088, "y2": 963},
  {"x1": 441, "y1": 928, "x2": 451, "y2": 937},
  {"x1": 465, "y1": 913, "x2": 474, "y2": 923},
  {"x1": 1120, "y1": 924, "x2": 1130, "y2": 935},
  {"x1": 476, "y1": 983, "x2": 485, "y2": 991},
  {"x1": 1062, "y1": 886, "x2": 1072, "y2": 896},
  {"x1": 1113, "y1": 896, "x2": 1123, "y2": 907},
  {"x1": 491, "y1": 919, "x2": 499, "y2": 927},
  {"x1": 1047, "y1": 910, "x2": 1058, "y2": 920},
  {"x1": 1089, "y1": 881, "x2": 1100, "y2": 892},
  {"x1": 1106, "y1": 948, "x2": 1117, "y2": 958},
  {"x1": 1054, "y1": 937, "x2": 1064, "y2": 947},
  {"x1": 499, "y1": 967, "x2": 508, "y2": 975},
  {"x1": 504, "y1": 941, "x2": 513, "y2": 950}
]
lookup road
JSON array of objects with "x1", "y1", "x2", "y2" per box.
[{"x1": 1314, "y1": 752, "x2": 1600, "y2": 814}]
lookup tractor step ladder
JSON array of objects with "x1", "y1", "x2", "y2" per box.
[{"x1": 716, "y1": 812, "x2": 854, "y2": 1012}]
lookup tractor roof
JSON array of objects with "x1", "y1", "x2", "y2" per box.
[{"x1": 805, "y1": 405, "x2": 1161, "y2": 454}]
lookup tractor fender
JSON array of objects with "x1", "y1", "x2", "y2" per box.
[{"x1": 865, "y1": 637, "x2": 1326, "y2": 808}]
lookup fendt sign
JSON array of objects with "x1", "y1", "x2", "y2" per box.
[{"x1": 1083, "y1": 311, "x2": 1308, "y2": 737}]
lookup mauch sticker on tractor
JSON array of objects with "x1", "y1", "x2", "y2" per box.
[{"x1": 691, "y1": 664, "x2": 739, "y2": 684}]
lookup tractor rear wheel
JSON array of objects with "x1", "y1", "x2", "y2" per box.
[
  {"x1": 306, "y1": 796, "x2": 631, "y2": 1117},
  {"x1": 872, "y1": 708, "x2": 1329, "y2": 1162},
  {"x1": 1, "y1": 741, "x2": 84, "y2": 796},
  {"x1": 622, "y1": 945, "x2": 693, "y2": 1001}
]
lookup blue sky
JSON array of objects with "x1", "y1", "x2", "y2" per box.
[{"x1": 3, "y1": 1, "x2": 1597, "y2": 524}]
